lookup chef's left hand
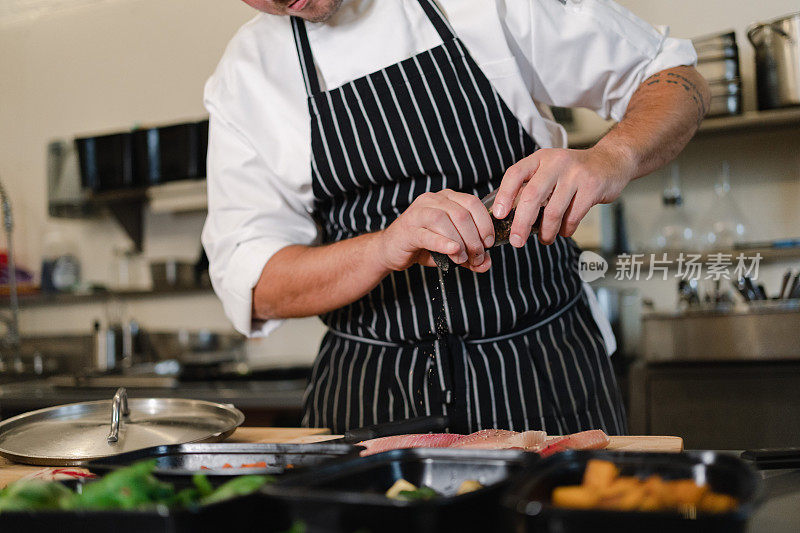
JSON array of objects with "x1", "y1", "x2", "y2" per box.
[{"x1": 491, "y1": 145, "x2": 635, "y2": 246}]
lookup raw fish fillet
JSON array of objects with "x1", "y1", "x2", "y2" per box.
[
  {"x1": 358, "y1": 433, "x2": 464, "y2": 456},
  {"x1": 535, "y1": 430, "x2": 610, "y2": 457},
  {"x1": 358, "y1": 428, "x2": 608, "y2": 457},
  {"x1": 450, "y1": 429, "x2": 547, "y2": 451}
]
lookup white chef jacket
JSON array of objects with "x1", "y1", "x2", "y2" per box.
[{"x1": 202, "y1": 0, "x2": 697, "y2": 337}]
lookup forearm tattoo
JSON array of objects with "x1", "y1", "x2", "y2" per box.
[{"x1": 644, "y1": 71, "x2": 707, "y2": 127}]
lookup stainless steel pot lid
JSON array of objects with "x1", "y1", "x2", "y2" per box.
[{"x1": 0, "y1": 388, "x2": 244, "y2": 466}]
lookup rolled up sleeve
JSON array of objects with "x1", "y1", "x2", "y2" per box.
[
  {"x1": 519, "y1": 0, "x2": 697, "y2": 121},
  {"x1": 201, "y1": 106, "x2": 318, "y2": 337}
]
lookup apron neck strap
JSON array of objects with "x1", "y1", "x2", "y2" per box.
[
  {"x1": 416, "y1": 0, "x2": 456, "y2": 43},
  {"x1": 291, "y1": 0, "x2": 456, "y2": 97},
  {"x1": 291, "y1": 16, "x2": 322, "y2": 96}
]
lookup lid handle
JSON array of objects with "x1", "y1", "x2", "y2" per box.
[{"x1": 106, "y1": 387, "x2": 130, "y2": 443}]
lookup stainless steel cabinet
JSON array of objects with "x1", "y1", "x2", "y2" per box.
[{"x1": 629, "y1": 361, "x2": 800, "y2": 449}]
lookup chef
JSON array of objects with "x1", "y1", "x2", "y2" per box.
[{"x1": 202, "y1": 0, "x2": 708, "y2": 435}]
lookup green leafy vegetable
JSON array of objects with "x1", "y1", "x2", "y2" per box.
[
  {"x1": 280, "y1": 520, "x2": 307, "y2": 533},
  {"x1": 192, "y1": 473, "x2": 215, "y2": 498},
  {"x1": 0, "y1": 460, "x2": 273, "y2": 514},
  {"x1": 396, "y1": 486, "x2": 439, "y2": 501},
  {"x1": 71, "y1": 459, "x2": 175, "y2": 510},
  {"x1": 200, "y1": 475, "x2": 272, "y2": 506},
  {"x1": 0, "y1": 480, "x2": 75, "y2": 511}
]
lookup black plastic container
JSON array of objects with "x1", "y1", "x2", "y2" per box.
[
  {"x1": 0, "y1": 491, "x2": 288, "y2": 533},
  {"x1": 266, "y1": 447, "x2": 534, "y2": 533},
  {"x1": 0, "y1": 444, "x2": 341, "y2": 533},
  {"x1": 75, "y1": 132, "x2": 135, "y2": 191},
  {"x1": 87, "y1": 442, "x2": 360, "y2": 480},
  {"x1": 133, "y1": 121, "x2": 207, "y2": 185},
  {"x1": 503, "y1": 450, "x2": 761, "y2": 533}
]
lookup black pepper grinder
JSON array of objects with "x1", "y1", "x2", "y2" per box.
[{"x1": 430, "y1": 188, "x2": 542, "y2": 271}]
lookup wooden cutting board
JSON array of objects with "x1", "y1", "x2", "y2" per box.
[
  {"x1": 285, "y1": 434, "x2": 684, "y2": 452},
  {"x1": 605, "y1": 436, "x2": 683, "y2": 452},
  {"x1": 226, "y1": 427, "x2": 331, "y2": 443}
]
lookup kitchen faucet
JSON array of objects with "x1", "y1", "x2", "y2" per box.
[{"x1": 0, "y1": 178, "x2": 20, "y2": 370}]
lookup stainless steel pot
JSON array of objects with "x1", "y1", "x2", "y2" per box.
[{"x1": 748, "y1": 12, "x2": 800, "y2": 110}]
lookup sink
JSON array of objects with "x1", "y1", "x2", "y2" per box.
[{"x1": 642, "y1": 302, "x2": 800, "y2": 362}]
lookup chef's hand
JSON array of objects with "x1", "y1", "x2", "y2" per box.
[
  {"x1": 376, "y1": 190, "x2": 494, "y2": 273},
  {"x1": 491, "y1": 145, "x2": 635, "y2": 246}
]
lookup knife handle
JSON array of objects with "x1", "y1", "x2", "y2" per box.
[
  {"x1": 343, "y1": 415, "x2": 450, "y2": 443},
  {"x1": 742, "y1": 447, "x2": 800, "y2": 469},
  {"x1": 789, "y1": 274, "x2": 800, "y2": 299}
]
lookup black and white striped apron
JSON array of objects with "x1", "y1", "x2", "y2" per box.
[{"x1": 291, "y1": 0, "x2": 626, "y2": 436}]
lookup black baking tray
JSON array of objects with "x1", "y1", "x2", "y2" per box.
[
  {"x1": 265, "y1": 447, "x2": 535, "y2": 533},
  {"x1": 87, "y1": 442, "x2": 360, "y2": 479},
  {"x1": 741, "y1": 447, "x2": 800, "y2": 469},
  {"x1": 503, "y1": 450, "x2": 761, "y2": 533}
]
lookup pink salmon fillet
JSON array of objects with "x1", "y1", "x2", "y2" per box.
[
  {"x1": 535, "y1": 430, "x2": 610, "y2": 457},
  {"x1": 358, "y1": 433, "x2": 464, "y2": 456},
  {"x1": 449, "y1": 429, "x2": 547, "y2": 450},
  {"x1": 358, "y1": 429, "x2": 548, "y2": 456}
]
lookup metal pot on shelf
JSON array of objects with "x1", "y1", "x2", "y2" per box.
[{"x1": 748, "y1": 12, "x2": 800, "y2": 110}]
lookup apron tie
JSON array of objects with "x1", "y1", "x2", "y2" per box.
[{"x1": 329, "y1": 292, "x2": 583, "y2": 412}]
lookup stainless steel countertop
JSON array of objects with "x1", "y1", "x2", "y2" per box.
[
  {"x1": 0, "y1": 383, "x2": 795, "y2": 531},
  {"x1": 0, "y1": 378, "x2": 307, "y2": 412},
  {"x1": 749, "y1": 466, "x2": 800, "y2": 532}
]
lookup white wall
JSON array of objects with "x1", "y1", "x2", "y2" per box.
[
  {"x1": 598, "y1": 0, "x2": 800, "y2": 310},
  {"x1": 0, "y1": 0, "x2": 254, "y2": 272},
  {"x1": 0, "y1": 0, "x2": 797, "y2": 359},
  {"x1": 0, "y1": 0, "x2": 327, "y2": 364}
]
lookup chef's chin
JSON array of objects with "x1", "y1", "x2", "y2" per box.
[
  {"x1": 243, "y1": 0, "x2": 344, "y2": 23},
  {"x1": 296, "y1": 0, "x2": 344, "y2": 23}
]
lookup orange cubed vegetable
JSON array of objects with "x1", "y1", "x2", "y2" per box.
[
  {"x1": 639, "y1": 494, "x2": 661, "y2": 511},
  {"x1": 582, "y1": 460, "x2": 619, "y2": 489},
  {"x1": 642, "y1": 475, "x2": 665, "y2": 496},
  {"x1": 614, "y1": 486, "x2": 646, "y2": 511},
  {"x1": 699, "y1": 492, "x2": 738, "y2": 513},
  {"x1": 600, "y1": 477, "x2": 640, "y2": 499},
  {"x1": 552, "y1": 486, "x2": 601, "y2": 509},
  {"x1": 663, "y1": 480, "x2": 707, "y2": 507}
]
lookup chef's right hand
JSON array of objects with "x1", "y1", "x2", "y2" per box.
[{"x1": 375, "y1": 190, "x2": 494, "y2": 273}]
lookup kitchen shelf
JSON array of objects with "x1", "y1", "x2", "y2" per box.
[
  {"x1": 568, "y1": 106, "x2": 800, "y2": 148},
  {"x1": 0, "y1": 286, "x2": 214, "y2": 309},
  {"x1": 695, "y1": 107, "x2": 800, "y2": 137},
  {"x1": 148, "y1": 180, "x2": 207, "y2": 213},
  {"x1": 49, "y1": 180, "x2": 207, "y2": 253}
]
